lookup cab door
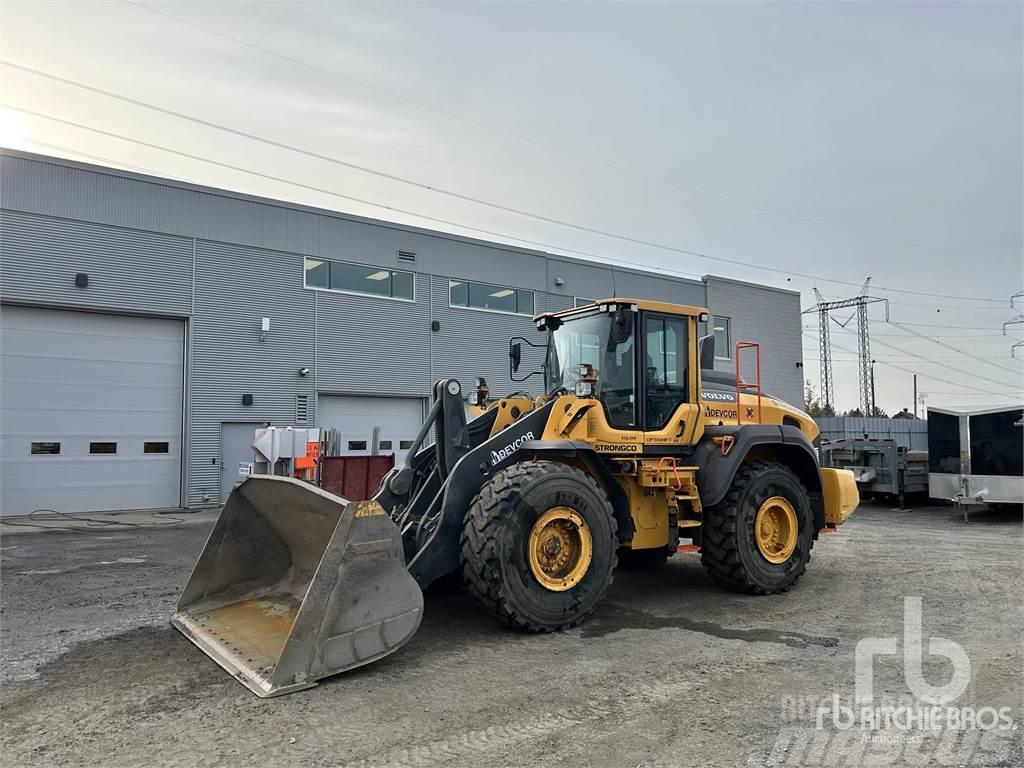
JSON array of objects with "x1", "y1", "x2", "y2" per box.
[{"x1": 640, "y1": 313, "x2": 701, "y2": 448}]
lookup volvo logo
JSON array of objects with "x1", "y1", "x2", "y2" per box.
[{"x1": 701, "y1": 391, "x2": 735, "y2": 402}]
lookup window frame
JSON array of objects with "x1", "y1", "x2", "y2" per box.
[
  {"x1": 641, "y1": 312, "x2": 691, "y2": 431},
  {"x1": 303, "y1": 256, "x2": 416, "y2": 303},
  {"x1": 574, "y1": 297, "x2": 596, "y2": 308},
  {"x1": 447, "y1": 277, "x2": 536, "y2": 317},
  {"x1": 712, "y1": 315, "x2": 732, "y2": 360}
]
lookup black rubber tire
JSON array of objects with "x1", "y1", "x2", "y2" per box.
[
  {"x1": 616, "y1": 546, "x2": 673, "y2": 570},
  {"x1": 700, "y1": 460, "x2": 814, "y2": 595},
  {"x1": 460, "y1": 460, "x2": 618, "y2": 632}
]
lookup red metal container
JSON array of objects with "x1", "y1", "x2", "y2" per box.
[{"x1": 319, "y1": 455, "x2": 396, "y2": 501}]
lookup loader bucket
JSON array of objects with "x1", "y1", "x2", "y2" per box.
[{"x1": 172, "y1": 476, "x2": 423, "y2": 697}]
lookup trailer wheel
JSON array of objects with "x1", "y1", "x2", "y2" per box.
[
  {"x1": 461, "y1": 460, "x2": 618, "y2": 632},
  {"x1": 700, "y1": 460, "x2": 814, "y2": 594}
]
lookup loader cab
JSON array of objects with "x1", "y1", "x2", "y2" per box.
[{"x1": 538, "y1": 300, "x2": 704, "y2": 439}]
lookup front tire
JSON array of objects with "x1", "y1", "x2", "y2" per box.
[
  {"x1": 460, "y1": 460, "x2": 618, "y2": 631},
  {"x1": 700, "y1": 460, "x2": 814, "y2": 594}
]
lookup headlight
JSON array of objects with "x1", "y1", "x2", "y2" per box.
[
  {"x1": 575, "y1": 380, "x2": 594, "y2": 397},
  {"x1": 468, "y1": 391, "x2": 480, "y2": 405}
]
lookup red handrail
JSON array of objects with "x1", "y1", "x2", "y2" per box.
[{"x1": 735, "y1": 341, "x2": 763, "y2": 425}]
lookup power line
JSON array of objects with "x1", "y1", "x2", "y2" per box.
[
  {"x1": 823, "y1": 355, "x2": 1022, "y2": 362},
  {"x1": 886, "y1": 321, "x2": 1010, "y2": 331},
  {"x1": 913, "y1": 391, "x2": 1024, "y2": 396},
  {"x1": 2, "y1": 58, "x2": 1008, "y2": 306},
  {"x1": 9, "y1": 106, "x2": 709, "y2": 281},
  {"x1": 887, "y1": 321, "x2": 1023, "y2": 378},
  {"x1": 869, "y1": 337, "x2": 1018, "y2": 390},
  {"x1": 814, "y1": 329, "x2": 1019, "y2": 391},
  {"x1": 803, "y1": 332, "x2": 1021, "y2": 397},
  {"x1": 27, "y1": 139, "x2": 193, "y2": 183},
  {"x1": 122, "y1": 0, "x2": 997, "y2": 269},
  {"x1": 802, "y1": 325, "x2": 1019, "y2": 339}
]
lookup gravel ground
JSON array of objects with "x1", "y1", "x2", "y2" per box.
[{"x1": 1, "y1": 503, "x2": 1021, "y2": 767}]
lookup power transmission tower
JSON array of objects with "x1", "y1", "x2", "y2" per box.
[
  {"x1": 1005, "y1": 290, "x2": 1024, "y2": 358},
  {"x1": 802, "y1": 278, "x2": 889, "y2": 415}
]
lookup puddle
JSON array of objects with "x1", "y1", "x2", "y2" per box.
[{"x1": 581, "y1": 603, "x2": 838, "y2": 648}]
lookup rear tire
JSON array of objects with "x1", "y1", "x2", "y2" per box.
[
  {"x1": 700, "y1": 460, "x2": 814, "y2": 594},
  {"x1": 460, "y1": 460, "x2": 617, "y2": 631}
]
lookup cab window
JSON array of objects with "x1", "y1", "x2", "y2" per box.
[{"x1": 644, "y1": 315, "x2": 689, "y2": 429}]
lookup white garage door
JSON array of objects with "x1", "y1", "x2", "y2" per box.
[
  {"x1": 317, "y1": 395, "x2": 424, "y2": 456},
  {"x1": 0, "y1": 306, "x2": 184, "y2": 516}
]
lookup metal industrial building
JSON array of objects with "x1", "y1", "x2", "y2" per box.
[{"x1": 0, "y1": 149, "x2": 804, "y2": 515}]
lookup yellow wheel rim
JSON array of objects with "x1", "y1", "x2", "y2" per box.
[
  {"x1": 754, "y1": 496, "x2": 798, "y2": 564},
  {"x1": 528, "y1": 507, "x2": 593, "y2": 592}
]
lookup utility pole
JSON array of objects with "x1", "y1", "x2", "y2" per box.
[
  {"x1": 802, "y1": 278, "x2": 889, "y2": 415},
  {"x1": 913, "y1": 374, "x2": 917, "y2": 418}
]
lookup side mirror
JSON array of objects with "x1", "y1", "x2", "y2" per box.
[
  {"x1": 510, "y1": 341, "x2": 522, "y2": 373},
  {"x1": 698, "y1": 333, "x2": 715, "y2": 370},
  {"x1": 610, "y1": 307, "x2": 634, "y2": 346}
]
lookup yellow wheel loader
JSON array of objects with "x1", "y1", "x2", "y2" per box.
[{"x1": 173, "y1": 299, "x2": 858, "y2": 696}]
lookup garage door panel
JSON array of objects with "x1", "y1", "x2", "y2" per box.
[
  {"x1": 2, "y1": 381, "x2": 183, "y2": 420},
  {"x1": 318, "y1": 396, "x2": 424, "y2": 456},
  {"x1": 2, "y1": 353, "x2": 182, "y2": 384},
  {"x1": 1, "y1": 306, "x2": 184, "y2": 515}
]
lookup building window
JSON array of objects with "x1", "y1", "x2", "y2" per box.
[
  {"x1": 378, "y1": 440, "x2": 393, "y2": 450},
  {"x1": 89, "y1": 442, "x2": 117, "y2": 454},
  {"x1": 304, "y1": 257, "x2": 414, "y2": 300},
  {"x1": 574, "y1": 297, "x2": 595, "y2": 308},
  {"x1": 449, "y1": 279, "x2": 534, "y2": 315},
  {"x1": 144, "y1": 442, "x2": 170, "y2": 454},
  {"x1": 399, "y1": 439, "x2": 414, "y2": 450},
  {"x1": 347, "y1": 440, "x2": 367, "y2": 451},
  {"x1": 713, "y1": 316, "x2": 732, "y2": 359},
  {"x1": 31, "y1": 442, "x2": 60, "y2": 455}
]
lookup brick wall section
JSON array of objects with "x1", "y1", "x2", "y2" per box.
[{"x1": 703, "y1": 276, "x2": 804, "y2": 407}]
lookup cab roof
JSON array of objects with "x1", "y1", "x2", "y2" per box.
[{"x1": 535, "y1": 298, "x2": 709, "y2": 323}]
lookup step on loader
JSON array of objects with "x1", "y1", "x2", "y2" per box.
[{"x1": 173, "y1": 298, "x2": 859, "y2": 696}]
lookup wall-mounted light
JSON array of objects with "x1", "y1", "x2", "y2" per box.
[
  {"x1": 298, "y1": 367, "x2": 311, "y2": 377},
  {"x1": 260, "y1": 317, "x2": 270, "y2": 342},
  {"x1": 553, "y1": 276, "x2": 565, "y2": 287}
]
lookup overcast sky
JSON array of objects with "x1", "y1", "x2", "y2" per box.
[{"x1": 1, "y1": 1, "x2": 1021, "y2": 413}]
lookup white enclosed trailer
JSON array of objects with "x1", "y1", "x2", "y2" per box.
[{"x1": 927, "y1": 405, "x2": 1023, "y2": 512}]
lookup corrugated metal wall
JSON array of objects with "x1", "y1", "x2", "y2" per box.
[
  {"x1": 316, "y1": 274, "x2": 432, "y2": 396},
  {"x1": 703, "y1": 276, "x2": 804, "y2": 407},
  {"x1": 430, "y1": 275, "x2": 547, "y2": 396},
  {"x1": 188, "y1": 240, "x2": 316, "y2": 504},
  {"x1": 815, "y1": 416, "x2": 928, "y2": 450},
  {"x1": 1, "y1": 150, "x2": 807, "y2": 508},
  {"x1": 0, "y1": 210, "x2": 192, "y2": 315}
]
